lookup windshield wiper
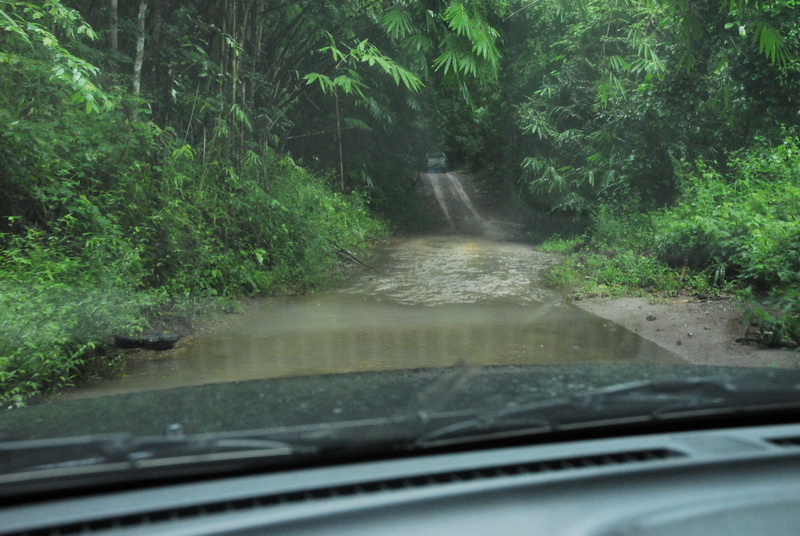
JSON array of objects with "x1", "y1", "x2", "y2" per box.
[
  {"x1": 410, "y1": 373, "x2": 800, "y2": 450},
  {"x1": 0, "y1": 416, "x2": 421, "y2": 499},
  {"x1": 0, "y1": 425, "x2": 304, "y2": 497}
]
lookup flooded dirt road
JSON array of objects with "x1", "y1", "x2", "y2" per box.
[{"x1": 64, "y1": 173, "x2": 681, "y2": 399}]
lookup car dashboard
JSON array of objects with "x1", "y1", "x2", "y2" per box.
[{"x1": 2, "y1": 421, "x2": 800, "y2": 535}]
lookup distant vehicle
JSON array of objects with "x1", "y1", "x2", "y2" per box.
[{"x1": 425, "y1": 151, "x2": 448, "y2": 171}]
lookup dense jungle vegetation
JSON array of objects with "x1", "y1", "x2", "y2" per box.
[{"x1": 1, "y1": 0, "x2": 798, "y2": 405}]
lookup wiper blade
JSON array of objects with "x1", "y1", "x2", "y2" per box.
[
  {"x1": 0, "y1": 426, "x2": 299, "y2": 492},
  {"x1": 0, "y1": 416, "x2": 420, "y2": 498},
  {"x1": 411, "y1": 374, "x2": 800, "y2": 450}
]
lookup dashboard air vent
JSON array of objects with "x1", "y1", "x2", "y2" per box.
[{"x1": 10, "y1": 448, "x2": 684, "y2": 536}]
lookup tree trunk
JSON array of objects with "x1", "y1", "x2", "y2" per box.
[
  {"x1": 231, "y1": 0, "x2": 238, "y2": 108},
  {"x1": 151, "y1": 0, "x2": 163, "y2": 107},
  {"x1": 132, "y1": 0, "x2": 148, "y2": 98},
  {"x1": 335, "y1": 92, "x2": 344, "y2": 192},
  {"x1": 108, "y1": 0, "x2": 118, "y2": 56}
]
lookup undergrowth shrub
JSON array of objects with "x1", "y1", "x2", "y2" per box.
[
  {"x1": 130, "y1": 148, "x2": 386, "y2": 297},
  {"x1": 591, "y1": 206, "x2": 658, "y2": 254},
  {"x1": 653, "y1": 142, "x2": 800, "y2": 289},
  {"x1": 0, "y1": 119, "x2": 386, "y2": 405},
  {"x1": 538, "y1": 236, "x2": 585, "y2": 254},
  {"x1": 545, "y1": 205, "x2": 697, "y2": 296},
  {"x1": 548, "y1": 134, "x2": 800, "y2": 346},
  {"x1": 548, "y1": 250, "x2": 688, "y2": 297},
  {"x1": 653, "y1": 135, "x2": 800, "y2": 346},
  {"x1": 0, "y1": 225, "x2": 156, "y2": 406}
]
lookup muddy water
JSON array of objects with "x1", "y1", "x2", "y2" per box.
[
  {"x1": 64, "y1": 175, "x2": 681, "y2": 400},
  {"x1": 65, "y1": 240, "x2": 681, "y2": 399}
]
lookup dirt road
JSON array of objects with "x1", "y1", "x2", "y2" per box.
[{"x1": 573, "y1": 296, "x2": 800, "y2": 368}]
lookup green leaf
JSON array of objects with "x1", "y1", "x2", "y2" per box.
[
  {"x1": 753, "y1": 22, "x2": 787, "y2": 66},
  {"x1": 382, "y1": 5, "x2": 413, "y2": 40},
  {"x1": 343, "y1": 117, "x2": 372, "y2": 131}
]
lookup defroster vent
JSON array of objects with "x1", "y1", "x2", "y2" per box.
[{"x1": 9, "y1": 448, "x2": 685, "y2": 536}]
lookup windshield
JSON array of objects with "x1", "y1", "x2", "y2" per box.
[{"x1": 1, "y1": 0, "x2": 799, "y2": 493}]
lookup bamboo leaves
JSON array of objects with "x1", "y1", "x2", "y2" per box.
[
  {"x1": 752, "y1": 22, "x2": 788, "y2": 66},
  {"x1": 0, "y1": 0, "x2": 109, "y2": 113},
  {"x1": 382, "y1": 5, "x2": 413, "y2": 39},
  {"x1": 434, "y1": 2, "x2": 502, "y2": 81},
  {"x1": 304, "y1": 33, "x2": 424, "y2": 100}
]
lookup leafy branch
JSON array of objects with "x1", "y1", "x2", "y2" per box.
[
  {"x1": 304, "y1": 33, "x2": 424, "y2": 98},
  {"x1": 0, "y1": 0, "x2": 110, "y2": 113}
]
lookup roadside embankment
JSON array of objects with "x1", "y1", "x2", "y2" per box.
[{"x1": 572, "y1": 296, "x2": 799, "y2": 368}]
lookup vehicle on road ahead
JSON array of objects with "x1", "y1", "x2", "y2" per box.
[{"x1": 425, "y1": 151, "x2": 448, "y2": 171}]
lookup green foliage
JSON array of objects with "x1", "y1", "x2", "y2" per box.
[
  {"x1": 579, "y1": 251, "x2": 686, "y2": 297},
  {"x1": 434, "y1": 2, "x2": 502, "y2": 81},
  {"x1": 490, "y1": 0, "x2": 800, "y2": 217},
  {"x1": 126, "y1": 145, "x2": 386, "y2": 298},
  {"x1": 0, "y1": 8, "x2": 387, "y2": 404},
  {"x1": 305, "y1": 34, "x2": 424, "y2": 98},
  {"x1": 510, "y1": 0, "x2": 680, "y2": 213},
  {"x1": 0, "y1": 224, "x2": 156, "y2": 407},
  {"x1": 545, "y1": 210, "x2": 692, "y2": 298},
  {"x1": 742, "y1": 287, "x2": 800, "y2": 348},
  {"x1": 652, "y1": 135, "x2": 800, "y2": 345},
  {"x1": 0, "y1": 124, "x2": 387, "y2": 405},
  {"x1": 0, "y1": 0, "x2": 110, "y2": 113},
  {"x1": 590, "y1": 206, "x2": 659, "y2": 254},
  {"x1": 547, "y1": 135, "x2": 800, "y2": 346},
  {"x1": 654, "y1": 135, "x2": 800, "y2": 290},
  {"x1": 499, "y1": 0, "x2": 799, "y2": 347},
  {"x1": 538, "y1": 236, "x2": 585, "y2": 254}
]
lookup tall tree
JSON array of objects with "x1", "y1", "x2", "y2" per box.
[
  {"x1": 108, "y1": 0, "x2": 118, "y2": 54},
  {"x1": 132, "y1": 0, "x2": 148, "y2": 97}
]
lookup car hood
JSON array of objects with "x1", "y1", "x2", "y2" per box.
[
  {"x1": 2, "y1": 363, "x2": 798, "y2": 442},
  {"x1": 2, "y1": 363, "x2": 800, "y2": 500}
]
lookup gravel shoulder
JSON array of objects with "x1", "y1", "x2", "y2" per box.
[{"x1": 572, "y1": 296, "x2": 799, "y2": 368}]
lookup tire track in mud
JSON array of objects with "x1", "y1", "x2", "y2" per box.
[{"x1": 420, "y1": 172, "x2": 485, "y2": 233}]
